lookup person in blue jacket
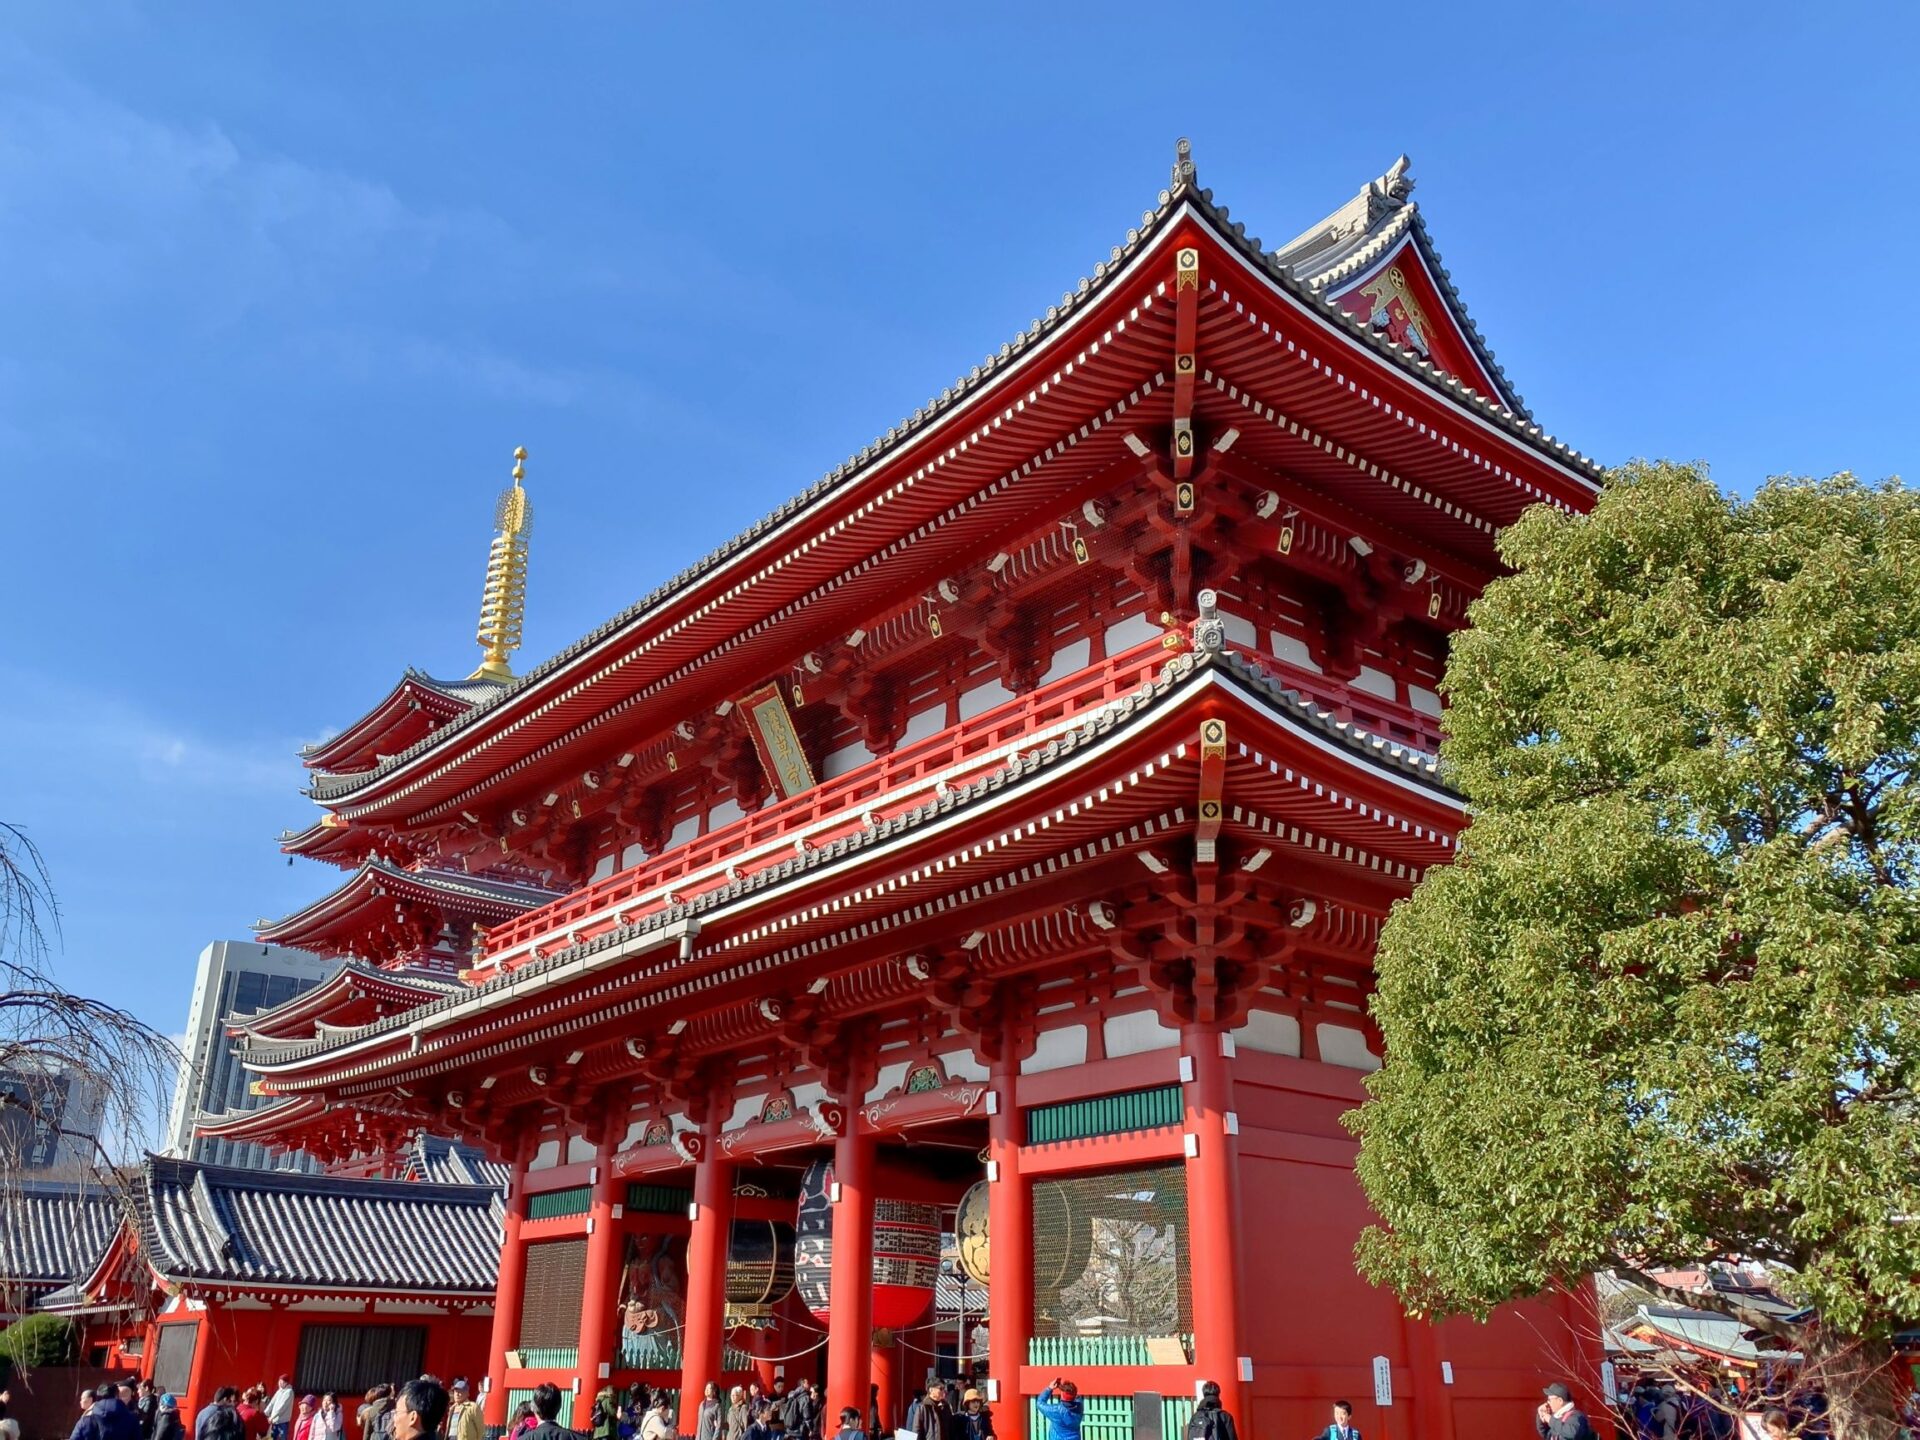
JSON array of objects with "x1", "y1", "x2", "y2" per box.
[{"x1": 1035, "y1": 1382, "x2": 1081, "y2": 1440}]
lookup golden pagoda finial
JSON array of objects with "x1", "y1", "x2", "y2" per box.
[{"x1": 470, "y1": 446, "x2": 532, "y2": 682}]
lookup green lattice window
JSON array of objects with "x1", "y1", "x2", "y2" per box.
[
  {"x1": 1026, "y1": 1085, "x2": 1182, "y2": 1144},
  {"x1": 625, "y1": 1182, "x2": 693, "y2": 1213},
  {"x1": 526, "y1": 1185, "x2": 592, "y2": 1220}
]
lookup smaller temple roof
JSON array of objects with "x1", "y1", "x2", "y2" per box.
[
  {"x1": 255, "y1": 859, "x2": 560, "y2": 957},
  {"x1": 229, "y1": 960, "x2": 463, "y2": 1042},
  {"x1": 243, "y1": 634, "x2": 1459, "y2": 1086},
  {"x1": 1625, "y1": 1306, "x2": 1802, "y2": 1366},
  {"x1": 302, "y1": 670, "x2": 507, "y2": 776},
  {"x1": 403, "y1": 1134, "x2": 510, "y2": 1191},
  {"x1": 0, "y1": 1179, "x2": 124, "y2": 1305},
  {"x1": 140, "y1": 1154, "x2": 500, "y2": 1297},
  {"x1": 1271, "y1": 156, "x2": 1528, "y2": 417}
]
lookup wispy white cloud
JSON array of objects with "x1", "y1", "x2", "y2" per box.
[{"x1": 0, "y1": 668, "x2": 301, "y2": 799}]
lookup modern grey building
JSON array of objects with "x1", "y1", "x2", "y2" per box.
[
  {"x1": 165, "y1": 940, "x2": 337, "y2": 1170},
  {"x1": 0, "y1": 1061, "x2": 106, "y2": 1171}
]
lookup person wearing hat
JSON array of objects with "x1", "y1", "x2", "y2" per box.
[
  {"x1": 1034, "y1": 1382, "x2": 1081, "y2": 1440},
  {"x1": 446, "y1": 1383, "x2": 483, "y2": 1440},
  {"x1": 1537, "y1": 1383, "x2": 1595, "y2": 1440},
  {"x1": 958, "y1": 1390, "x2": 993, "y2": 1440},
  {"x1": 153, "y1": 1397, "x2": 185, "y2": 1440}
]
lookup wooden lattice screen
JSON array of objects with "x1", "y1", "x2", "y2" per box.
[{"x1": 520, "y1": 1238, "x2": 589, "y2": 1348}]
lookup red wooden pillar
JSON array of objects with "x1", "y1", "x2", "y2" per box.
[
  {"x1": 574, "y1": 1122, "x2": 625, "y2": 1427},
  {"x1": 871, "y1": 1337, "x2": 899, "y2": 1435},
  {"x1": 1182, "y1": 1021, "x2": 1247, "y2": 1423},
  {"x1": 826, "y1": 1128, "x2": 876, "y2": 1428},
  {"x1": 484, "y1": 1146, "x2": 532, "y2": 1426},
  {"x1": 679, "y1": 1141, "x2": 738, "y2": 1427},
  {"x1": 987, "y1": 1052, "x2": 1030, "y2": 1440}
]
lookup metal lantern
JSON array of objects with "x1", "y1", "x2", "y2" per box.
[
  {"x1": 725, "y1": 1219, "x2": 796, "y2": 1330},
  {"x1": 794, "y1": 1158, "x2": 940, "y2": 1329}
]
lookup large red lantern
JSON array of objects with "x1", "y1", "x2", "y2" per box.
[{"x1": 795, "y1": 1157, "x2": 940, "y2": 1330}]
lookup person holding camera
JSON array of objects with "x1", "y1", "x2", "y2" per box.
[{"x1": 1034, "y1": 1382, "x2": 1081, "y2": 1440}]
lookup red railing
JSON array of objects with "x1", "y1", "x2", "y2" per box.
[{"x1": 479, "y1": 640, "x2": 1443, "y2": 965}]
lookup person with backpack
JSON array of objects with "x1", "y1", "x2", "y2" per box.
[
  {"x1": 1185, "y1": 1383, "x2": 1237, "y2": 1440},
  {"x1": 1316, "y1": 1400, "x2": 1359, "y2": 1440},
  {"x1": 1034, "y1": 1383, "x2": 1081, "y2": 1440},
  {"x1": 198, "y1": 1391, "x2": 247, "y2": 1440},
  {"x1": 831, "y1": 1409, "x2": 868, "y2": 1440}
]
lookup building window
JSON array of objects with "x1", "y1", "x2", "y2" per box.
[
  {"x1": 151, "y1": 1323, "x2": 199, "y2": 1398},
  {"x1": 294, "y1": 1324, "x2": 428, "y2": 1397},
  {"x1": 520, "y1": 1239, "x2": 589, "y2": 1348},
  {"x1": 1030, "y1": 1162, "x2": 1191, "y2": 1346}
]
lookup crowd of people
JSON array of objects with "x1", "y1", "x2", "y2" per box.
[
  {"x1": 25, "y1": 1376, "x2": 470, "y2": 1440},
  {"x1": 0, "y1": 1367, "x2": 1258, "y2": 1440}
]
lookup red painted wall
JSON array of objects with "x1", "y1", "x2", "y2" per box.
[
  {"x1": 145, "y1": 1307, "x2": 494, "y2": 1420},
  {"x1": 1234, "y1": 1052, "x2": 1603, "y2": 1440}
]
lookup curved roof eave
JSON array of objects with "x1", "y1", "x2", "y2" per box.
[
  {"x1": 307, "y1": 159, "x2": 1594, "y2": 819},
  {"x1": 243, "y1": 643, "x2": 1459, "y2": 1084}
]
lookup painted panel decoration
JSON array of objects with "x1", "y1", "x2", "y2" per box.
[{"x1": 618, "y1": 1232, "x2": 689, "y2": 1368}]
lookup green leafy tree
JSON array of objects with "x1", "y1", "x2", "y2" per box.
[{"x1": 1348, "y1": 464, "x2": 1919, "y2": 1440}]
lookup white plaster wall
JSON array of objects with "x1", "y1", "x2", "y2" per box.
[
  {"x1": 1102, "y1": 1010, "x2": 1180, "y2": 1059},
  {"x1": 1232, "y1": 1009, "x2": 1302, "y2": 1058},
  {"x1": 725, "y1": 1094, "x2": 763, "y2": 1131},
  {"x1": 1217, "y1": 611, "x2": 1260, "y2": 648},
  {"x1": 708, "y1": 799, "x2": 743, "y2": 831},
  {"x1": 1317, "y1": 1023, "x2": 1382, "y2": 1072},
  {"x1": 1020, "y1": 1024, "x2": 1088, "y2": 1075},
  {"x1": 1352, "y1": 666, "x2": 1398, "y2": 700},
  {"x1": 866, "y1": 1060, "x2": 911, "y2": 1103},
  {"x1": 1039, "y1": 638, "x2": 1092, "y2": 686},
  {"x1": 790, "y1": 1081, "x2": 830, "y2": 1114},
  {"x1": 591, "y1": 853, "x2": 617, "y2": 882},
  {"x1": 1408, "y1": 685, "x2": 1443, "y2": 718},
  {"x1": 900, "y1": 708, "x2": 944, "y2": 747},
  {"x1": 621, "y1": 842, "x2": 648, "y2": 869},
  {"x1": 1270, "y1": 632, "x2": 1322, "y2": 672},
  {"x1": 528, "y1": 1137, "x2": 562, "y2": 1170},
  {"x1": 936, "y1": 1049, "x2": 991, "y2": 1083},
  {"x1": 1104, "y1": 613, "x2": 1160, "y2": 653},
  {"x1": 821, "y1": 742, "x2": 870, "y2": 780},
  {"x1": 666, "y1": 816, "x2": 699, "y2": 850},
  {"x1": 959, "y1": 678, "x2": 1014, "y2": 720},
  {"x1": 619, "y1": 1118, "x2": 651, "y2": 1149},
  {"x1": 567, "y1": 1134, "x2": 596, "y2": 1163}
]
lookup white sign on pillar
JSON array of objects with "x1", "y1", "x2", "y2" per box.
[
  {"x1": 1372, "y1": 1356, "x2": 1393, "y2": 1408},
  {"x1": 1601, "y1": 1361, "x2": 1618, "y2": 1400}
]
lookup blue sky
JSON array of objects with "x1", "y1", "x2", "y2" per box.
[{"x1": 3, "y1": 2, "x2": 1915, "y2": 1065}]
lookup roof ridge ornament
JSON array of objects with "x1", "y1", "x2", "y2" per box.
[
  {"x1": 1171, "y1": 136, "x2": 1197, "y2": 191},
  {"x1": 1366, "y1": 154, "x2": 1415, "y2": 224},
  {"x1": 470, "y1": 446, "x2": 532, "y2": 682}
]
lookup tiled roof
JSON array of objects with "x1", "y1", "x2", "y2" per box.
[
  {"x1": 1269, "y1": 158, "x2": 1529, "y2": 419},
  {"x1": 251, "y1": 636, "x2": 1454, "y2": 1072},
  {"x1": 404, "y1": 1135, "x2": 510, "y2": 1191},
  {"x1": 305, "y1": 142, "x2": 1594, "y2": 809},
  {"x1": 140, "y1": 1154, "x2": 500, "y2": 1295},
  {"x1": 0, "y1": 1179, "x2": 123, "y2": 1294},
  {"x1": 256, "y1": 860, "x2": 561, "y2": 935}
]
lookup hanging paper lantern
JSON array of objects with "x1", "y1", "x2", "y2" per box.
[
  {"x1": 794, "y1": 1158, "x2": 940, "y2": 1329},
  {"x1": 725, "y1": 1219, "x2": 796, "y2": 1330}
]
